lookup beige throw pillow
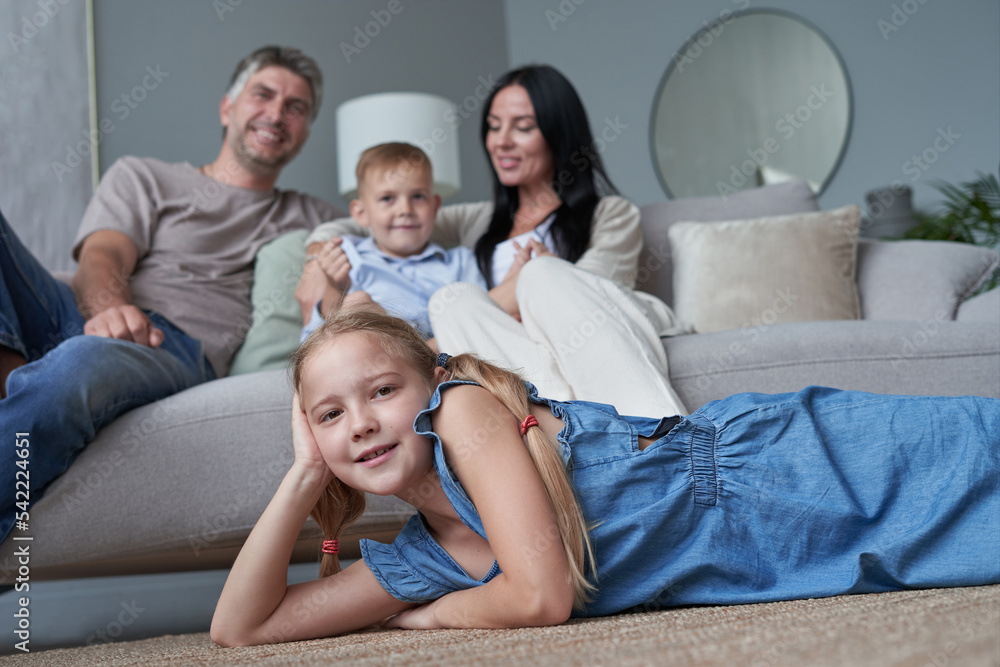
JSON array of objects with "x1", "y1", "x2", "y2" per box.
[{"x1": 668, "y1": 205, "x2": 861, "y2": 333}]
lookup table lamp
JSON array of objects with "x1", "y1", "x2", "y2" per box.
[{"x1": 335, "y1": 92, "x2": 461, "y2": 201}]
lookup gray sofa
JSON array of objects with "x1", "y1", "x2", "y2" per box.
[{"x1": 2, "y1": 180, "x2": 998, "y2": 584}]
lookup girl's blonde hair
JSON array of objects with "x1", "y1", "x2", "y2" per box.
[{"x1": 291, "y1": 307, "x2": 596, "y2": 608}]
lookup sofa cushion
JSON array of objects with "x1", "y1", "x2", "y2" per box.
[
  {"x1": 229, "y1": 230, "x2": 310, "y2": 375},
  {"x1": 668, "y1": 205, "x2": 861, "y2": 333},
  {"x1": 856, "y1": 239, "x2": 1000, "y2": 321},
  {"x1": 636, "y1": 180, "x2": 819, "y2": 306}
]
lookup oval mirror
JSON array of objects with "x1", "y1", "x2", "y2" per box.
[{"x1": 651, "y1": 10, "x2": 852, "y2": 198}]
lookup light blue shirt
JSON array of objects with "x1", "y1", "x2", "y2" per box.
[{"x1": 302, "y1": 235, "x2": 486, "y2": 340}]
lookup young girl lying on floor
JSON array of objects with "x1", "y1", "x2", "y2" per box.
[{"x1": 211, "y1": 308, "x2": 999, "y2": 647}]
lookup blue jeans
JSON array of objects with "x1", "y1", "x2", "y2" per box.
[{"x1": 0, "y1": 210, "x2": 214, "y2": 542}]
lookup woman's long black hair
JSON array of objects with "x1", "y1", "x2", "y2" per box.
[{"x1": 474, "y1": 65, "x2": 619, "y2": 286}]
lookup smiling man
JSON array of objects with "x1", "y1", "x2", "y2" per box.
[{"x1": 0, "y1": 46, "x2": 341, "y2": 542}]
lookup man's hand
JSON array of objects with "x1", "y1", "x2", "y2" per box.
[
  {"x1": 84, "y1": 304, "x2": 164, "y2": 347},
  {"x1": 73, "y1": 229, "x2": 163, "y2": 346}
]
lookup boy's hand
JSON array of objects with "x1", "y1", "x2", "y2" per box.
[
  {"x1": 296, "y1": 242, "x2": 329, "y2": 324},
  {"x1": 316, "y1": 239, "x2": 352, "y2": 294}
]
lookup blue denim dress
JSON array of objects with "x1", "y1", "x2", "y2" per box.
[{"x1": 361, "y1": 381, "x2": 1000, "y2": 617}]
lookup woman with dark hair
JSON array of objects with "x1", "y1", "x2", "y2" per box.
[{"x1": 300, "y1": 65, "x2": 688, "y2": 416}]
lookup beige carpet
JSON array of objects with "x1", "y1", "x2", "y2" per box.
[{"x1": 4, "y1": 586, "x2": 998, "y2": 666}]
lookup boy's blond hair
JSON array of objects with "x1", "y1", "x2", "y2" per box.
[{"x1": 355, "y1": 142, "x2": 433, "y2": 196}]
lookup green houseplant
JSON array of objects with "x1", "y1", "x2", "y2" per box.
[{"x1": 904, "y1": 171, "x2": 1000, "y2": 292}]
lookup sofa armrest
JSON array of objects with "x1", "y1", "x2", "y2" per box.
[
  {"x1": 856, "y1": 239, "x2": 999, "y2": 321},
  {"x1": 957, "y1": 288, "x2": 1000, "y2": 322}
]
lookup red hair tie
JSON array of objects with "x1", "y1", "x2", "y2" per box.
[
  {"x1": 321, "y1": 540, "x2": 339, "y2": 554},
  {"x1": 520, "y1": 415, "x2": 539, "y2": 435}
]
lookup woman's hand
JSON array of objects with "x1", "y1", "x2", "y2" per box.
[
  {"x1": 488, "y1": 277, "x2": 521, "y2": 321},
  {"x1": 290, "y1": 393, "x2": 334, "y2": 486},
  {"x1": 490, "y1": 239, "x2": 555, "y2": 321}
]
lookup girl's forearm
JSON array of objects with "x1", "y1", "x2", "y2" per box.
[
  {"x1": 404, "y1": 573, "x2": 573, "y2": 630},
  {"x1": 211, "y1": 463, "x2": 329, "y2": 646}
]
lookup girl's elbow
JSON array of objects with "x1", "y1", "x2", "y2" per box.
[
  {"x1": 545, "y1": 591, "x2": 575, "y2": 625},
  {"x1": 535, "y1": 600, "x2": 573, "y2": 627},
  {"x1": 520, "y1": 587, "x2": 573, "y2": 627},
  {"x1": 210, "y1": 620, "x2": 258, "y2": 648}
]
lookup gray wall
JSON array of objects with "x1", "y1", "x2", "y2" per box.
[
  {"x1": 6, "y1": 0, "x2": 998, "y2": 272},
  {"x1": 504, "y1": 0, "x2": 1000, "y2": 213},
  {"x1": 0, "y1": 0, "x2": 92, "y2": 272},
  {"x1": 3, "y1": 0, "x2": 509, "y2": 272}
]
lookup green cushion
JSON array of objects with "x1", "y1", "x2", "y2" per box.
[{"x1": 229, "y1": 230, "x2": 308, "y2": 375}]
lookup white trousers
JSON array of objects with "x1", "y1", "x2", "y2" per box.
[{"x1": 428, "y1": 257, "x2": 689, "y2": 417}]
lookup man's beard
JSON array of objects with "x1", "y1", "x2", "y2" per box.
[{"x1": 230, "y1": 123, "x2": 300, "y2": 175}]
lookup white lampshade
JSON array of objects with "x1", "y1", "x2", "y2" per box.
[{"x1": 335, "y1": 92, "x2": 461, "y2": 200}]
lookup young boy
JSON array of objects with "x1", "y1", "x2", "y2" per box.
[{"x1": 301, "y1": 142, "x2": 486, "y2": 341}]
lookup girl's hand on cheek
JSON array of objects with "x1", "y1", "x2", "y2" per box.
[
  {"x1": 381, "y1": 603, "x2": 442, "y2": 630},
  {"x1": 291, "y1": 393, "x2": 334, "y2": 485}
]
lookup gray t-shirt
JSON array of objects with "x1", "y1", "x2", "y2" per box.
[{"x1": 73, "y1": 156, "x2": 341, "y2": 376}]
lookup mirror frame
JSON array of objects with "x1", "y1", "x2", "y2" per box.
[{"x1": 649, "y1": 8, "x2": 854, "y2": 199}]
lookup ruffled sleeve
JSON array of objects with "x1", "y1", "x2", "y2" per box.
[{"x1": 360, "y1": 514, "x2": 501, "y2": 603}]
